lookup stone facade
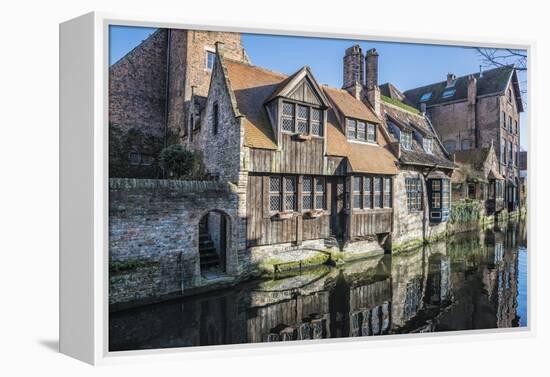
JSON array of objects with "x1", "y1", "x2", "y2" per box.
[
  {"x1": 391, "y1": 167, "x2": 448, "y2": 250},
  {"x1": 423, "y1": 74, "x2": 521, "y2": 211},
  {"x1": 109, "y1": 179, "x2": 242, "y2": 306}
]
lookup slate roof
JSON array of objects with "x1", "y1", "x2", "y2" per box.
[
  {"x1": 403, "y1": 65, "x2": 523, "y2": 111},
  {"x1": 222, "y1": 58, "x2": 398, "y2": 174},
  {"x1": 380, "y1": 99, "x2": 455, "y2": 169}
]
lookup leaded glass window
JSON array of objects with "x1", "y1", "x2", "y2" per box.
[
  {"x1": 353, "y1": 176, "x2": 362, "y2": 209},
  {"x1": 284, "y1": 176, "x2": 297, "y2": 211},
  {"x1": 401, "y1": 131, "x2": 412, "y2": 150},
  {"x1": 347, "y1": 119, "x2": 357, "y2": 139},
  {"x1": 315, "y1": 178, "x2": 326, "y2": 209},
  {"x1": 357, "y1": 121, "x2": 366, "y2": 141},
  {"x1": 269, "y1": 176, "x2": 282, "y2": 212},
  {"x1": 384, "y1": 177, "x2": 392, "y2": 208},
  {"x1": 406, "y1": 178, "x2": 422, "y2": 211},
  {"x1": 311, "y1": 108, "x2": 322, "y2": 136},
  {"x1": 367, "y1": 123, "x2": 376, "y2": 142},
  {"x1": 302, "y1": 176, "x2": 313, "y2": 211},
  {"x1": 374, "y1": 177, "x2": 382, "y2": 208},
  {"x1": 363, "y1": 177, "x2": 372, "y2": 209}
]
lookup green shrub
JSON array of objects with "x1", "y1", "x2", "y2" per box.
[
  {"x1": 159, "y1": 144, "x2": 205, "y2": 179},
  {"x1": 450, "y1": 199, "x2": 481, "y2": 224}
]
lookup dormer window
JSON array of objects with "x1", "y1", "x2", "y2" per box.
[
  {"x1": 420, "y1": 92, "x2": 432, "y2": 102},
  {"x1": 441, "y1": 88, "x2": 456, "y2": 99},
  {"x1": 346, "y1": 118, "x2": 376, "y2": 143},
  {"x1": 401, "y1": 131, "x2": 412, "y2": 150},
  {"x1": 423, "y1": 137, "x2": 433, "y2": 154},
  {"x1": 281, "y1": 101, "x2": 323, "y2": 137}
]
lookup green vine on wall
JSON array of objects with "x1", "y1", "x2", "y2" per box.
[{"x1": 450, "y1": 199, "x2": 481, "y2": 224}]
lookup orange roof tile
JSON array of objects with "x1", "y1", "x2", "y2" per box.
[
  {"x1": 326, "y1": 109, "x2": 398, "y2": 175},
  {"x1": 323, "y1": 86, "x2": 380, "y2": 124},
  {"x1": 224, "y1": 59, "x2": 284, "y2": 150}
]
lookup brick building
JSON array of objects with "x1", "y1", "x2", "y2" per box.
[
  {"x1": 108, "y1": 29, "x2": 249, "y2": 177},
  {"x1": 402, "y1": 67, "x2": 523, "y2": 212}
]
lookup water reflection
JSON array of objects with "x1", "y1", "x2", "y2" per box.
[{"x1": 109, "y1": 219, "x2": 527, "y2": 351}]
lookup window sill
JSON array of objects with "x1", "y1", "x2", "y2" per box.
[{"x1": 348, "y1": 139, "x2": 378, "y2": 146}]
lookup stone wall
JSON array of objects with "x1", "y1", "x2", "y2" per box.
[
  {"x1": 109, "y1": 29, "x2": 167, "y2": 139},
  {"x1": 109, "y1": 178, "x2": 242, "y2": 306},
  {"x1": 166, "y1": 30, "x2": 248, "y2": 142},
  {"x1": 391, "y1": 167, "x2": 448, "y2": 251}
]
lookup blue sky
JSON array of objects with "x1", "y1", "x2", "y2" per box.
[{"x1": 109, "y1": 25, "x2": 527, "y2": 149}]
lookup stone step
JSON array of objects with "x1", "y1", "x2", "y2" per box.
[
  {"x1": 199, "y1": 239, "x2": 214, "y2": 247},
  {"x1": 199, "y1": 246, "x2": 217, "y2": 254},
  {"x1": 200, "y1": 251, "x2": 219, "y2": 258},
  {"x1": 200, "y1": 259, "x2": 220, "y2": 268}
]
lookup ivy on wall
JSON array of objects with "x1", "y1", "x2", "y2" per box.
[
  {"x1": 109, "y1": 123, "x2": 164, "y2": 179},
  {"x1": 450, "y1": 199, "x2": 481, "y2": 223}
]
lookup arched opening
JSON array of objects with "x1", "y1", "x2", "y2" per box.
[{"x1": 198, "y1": 210, "x2": 230, "y2": 275}]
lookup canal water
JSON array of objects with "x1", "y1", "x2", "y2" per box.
[{"x1": 109, "y1": 219, "x2": 527, "y2": 351}]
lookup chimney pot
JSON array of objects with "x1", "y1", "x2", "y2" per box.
[{"x1": 446, "y1": 73, "x2": 457, "y2": 87}]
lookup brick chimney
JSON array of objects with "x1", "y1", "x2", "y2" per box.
[
  {"x1": 446, "y1": 73, "x2": 456, "y2": 87},
  {"x1": 343, "y1": 44, "x2": 364, "y2": 99},
  {"x1": 365, "y1": 48, "x2": 380, "y2": 116}
]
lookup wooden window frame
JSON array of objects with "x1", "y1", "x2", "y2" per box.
[
  {"x1": 268, "y1": 175, "x2": 298, "y2": 213},
  {"x1": 353, "y1": 175, "x2": 391, "y2": 210},
  {"x1": 424, "y1": 137, "x2": 433, "y2": 154},
  {"x1": 280, "y1": 100, "x2": 323, "y2": 137},
  {"x1": 406, "y1": 177, "x2": 422, "y2": 212},
  {"x1": 401, "y1": 131, "x2": 412, "y2": 150},
  {"x1": 373, "y1": 177, "x2": 382, "y2": 208},
  {"x1": 346, "y1": 117, "x2": 377, "y2": 143}
]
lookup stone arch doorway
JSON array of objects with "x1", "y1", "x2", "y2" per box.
[{"x1": 198, "y1": 210, "x2": 230, "y2": 274}]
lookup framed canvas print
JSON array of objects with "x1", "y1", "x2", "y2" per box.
[{"x1": 60, "y1": 12, "x2": 532, "y2": 365}]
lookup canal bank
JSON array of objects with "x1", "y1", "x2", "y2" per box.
[{"x1": 109, "y1": 218, "x2": 527, "y2": 351}]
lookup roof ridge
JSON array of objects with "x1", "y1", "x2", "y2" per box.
[
  {"x1": 403, "y1": 64, "x2": 515, "y2": 94},
  {"x1": 223, "y1": 57, "x2": 289, "y2": 78}
]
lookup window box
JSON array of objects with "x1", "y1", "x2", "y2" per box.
[
  {"x1": 271, "y1": 211, "x2": 295, "y2": 221},
  {"x1": 294, "y1": 133, "x2": 312, "y2": 141},
  {"x1": 304, "y1": 209, "x2": 325, "y2": 219}
]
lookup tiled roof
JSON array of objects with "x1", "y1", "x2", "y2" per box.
[
  {"x1": 326, "y1": 108, "x2": 399, "y2": 175},
  {"x1": 403, "y1": 65, "x2": 521, "y2": 110},
  {"x1": 223, "y1": 59, "x2": 398, "y2": 174},
  {"x1": 224, "y1": 58, "x2": 284, "y2": 150},
  {"x1": 381, "y1": 101, "x2": 455, "y2": 169},
  {"x1": 323, "y1": 86, "x2": 380, "y2": 124}
]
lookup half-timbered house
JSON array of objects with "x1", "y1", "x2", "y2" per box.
[{"x1": 182, "y1": 42, "x2": 400, "y2": 271}]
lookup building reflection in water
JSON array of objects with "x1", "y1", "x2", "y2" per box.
[{"x1": 109, "y1": 220, "x2": 527, "y2": 351}]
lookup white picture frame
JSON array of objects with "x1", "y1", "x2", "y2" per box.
[{"x1": 59, "y1": 11, "x2": 535, "y2": 365}]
